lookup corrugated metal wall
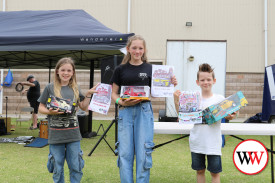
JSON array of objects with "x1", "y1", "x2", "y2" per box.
[
  {"x1": 131, "y1": 0, "x2": 266, "y2": 72},
  {"x1": 2, "y1": 0, "x2": 275, "y2": 72}
]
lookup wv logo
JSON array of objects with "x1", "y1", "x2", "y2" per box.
[
  {"x1": 236, "y1": 151, "x2": 264, "y2": 165},
  {"x1": 233, "y1": 140, "x2": 268, "y2": 175}
]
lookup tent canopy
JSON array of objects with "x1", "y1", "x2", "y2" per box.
[
  {"x1": 0, "y1": 9, "x2": 134, "y2": 69},
  {"x1": 0, "y1": 9, "x2": 134, "y2": 134}
]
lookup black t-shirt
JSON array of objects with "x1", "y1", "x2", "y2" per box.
[
  {"x1": 27, "y1": 80, "x2": 40, "y2": 102},
  {"x1": 111, "y1": 62, "x2": 152, "y2": 87}
]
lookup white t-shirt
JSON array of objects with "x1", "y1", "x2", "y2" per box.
[{"x1": 189, "y1": 94, "x2": 225, "y2": 155}]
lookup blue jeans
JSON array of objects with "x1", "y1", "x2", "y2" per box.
[
  {"x1": 47, "y1": 141, "x2": 84, "y2": 183},
  {"x1": 117, "y1": 102, "x2": 155, "y2": 183}
]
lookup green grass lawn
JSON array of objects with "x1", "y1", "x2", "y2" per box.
[{"x1": 0, "y1": 120, "x2": 273, "y2": 183}]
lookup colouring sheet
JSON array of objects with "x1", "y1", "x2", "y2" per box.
[
  {"x1": 151, "y1": 65, "x2": 174, "y2": 97},
  {"x1": 178, "y1": 91, "x2": 202, "y2": 124},
  {"x1": 89, "y1": 83, "x2": 112, "y2": 115}
]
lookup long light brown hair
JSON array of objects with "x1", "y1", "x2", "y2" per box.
[
  {"x1": 121, "y1": 35, "x2": 148, "y2": 64},
  {"x1": 54, "y1": 57, "x2": 79, "y2": 103}
]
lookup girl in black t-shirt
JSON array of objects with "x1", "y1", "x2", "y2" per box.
[{"x1": 111, "y1": 35, "x2": 177, "y2": 183}]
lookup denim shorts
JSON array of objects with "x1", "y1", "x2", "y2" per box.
[{"x1": 191, "y1": 152, "x2": 222, "y2": 173}]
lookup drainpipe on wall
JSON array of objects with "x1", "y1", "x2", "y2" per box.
[
  {"x1": 2, "y1": 0, "x2": 6, "y2": 11},
  {"x1": 127, "y1": 0, "x2": 131, "y2": 33},
  {"x1": 264, "y1": 0, "x2": 268, "y2": 67},
  {"x1": 1, "y1": 0, "x2": 6, "y2": 114}
]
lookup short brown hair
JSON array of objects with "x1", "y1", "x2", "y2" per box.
[{"x1": 197, "y1": 63, "x2": 215, "y2": 80}]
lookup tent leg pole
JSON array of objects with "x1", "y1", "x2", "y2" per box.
[
  {"x1": 48, "y1": 59, "x2": 52, "y2": 83},
  {"x1": 87, "y1": 59, "x2": 96, "y2": 137}
]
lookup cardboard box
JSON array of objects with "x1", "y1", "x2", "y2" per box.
[
  {"x1": 120, "y1": 86, "x2": 150, "y2": 100},
  {"x1": 203, "y1": 91, "x2": 248, "y2": 124},
  {"x1": 46, "y1": 95, "x2": 76, "y2": 114}
]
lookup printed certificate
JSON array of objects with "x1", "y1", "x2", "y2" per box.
[
  {"x1": 151, "y1": 65, "x2": 174, "y2": 97},
  {"x1": 88, "y1": 83, "x2": 112, "y2": 115}
]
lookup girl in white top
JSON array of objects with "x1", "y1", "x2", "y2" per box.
[{"x1": 174, "y1": 63, "x2": 237, "y2": 183}]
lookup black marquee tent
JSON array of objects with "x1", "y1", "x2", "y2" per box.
[
  {"x1": 0, "y1": 9, "x2": 134, "y2": 69},
  {"x1": 0, "y1": 9, "x2": 134, "y2": 135}
]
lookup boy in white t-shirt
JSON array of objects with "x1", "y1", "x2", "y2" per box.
[{"x1": 174, "y1": 63, "x2": 237, "y2": 183}]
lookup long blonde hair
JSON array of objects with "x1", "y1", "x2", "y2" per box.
[
  {"x1": 54, "y1": 57, "x2": 79, "y2": 103},
  {"x1": 121, "y1": 35, "x2": 148, "y2": 64}
]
